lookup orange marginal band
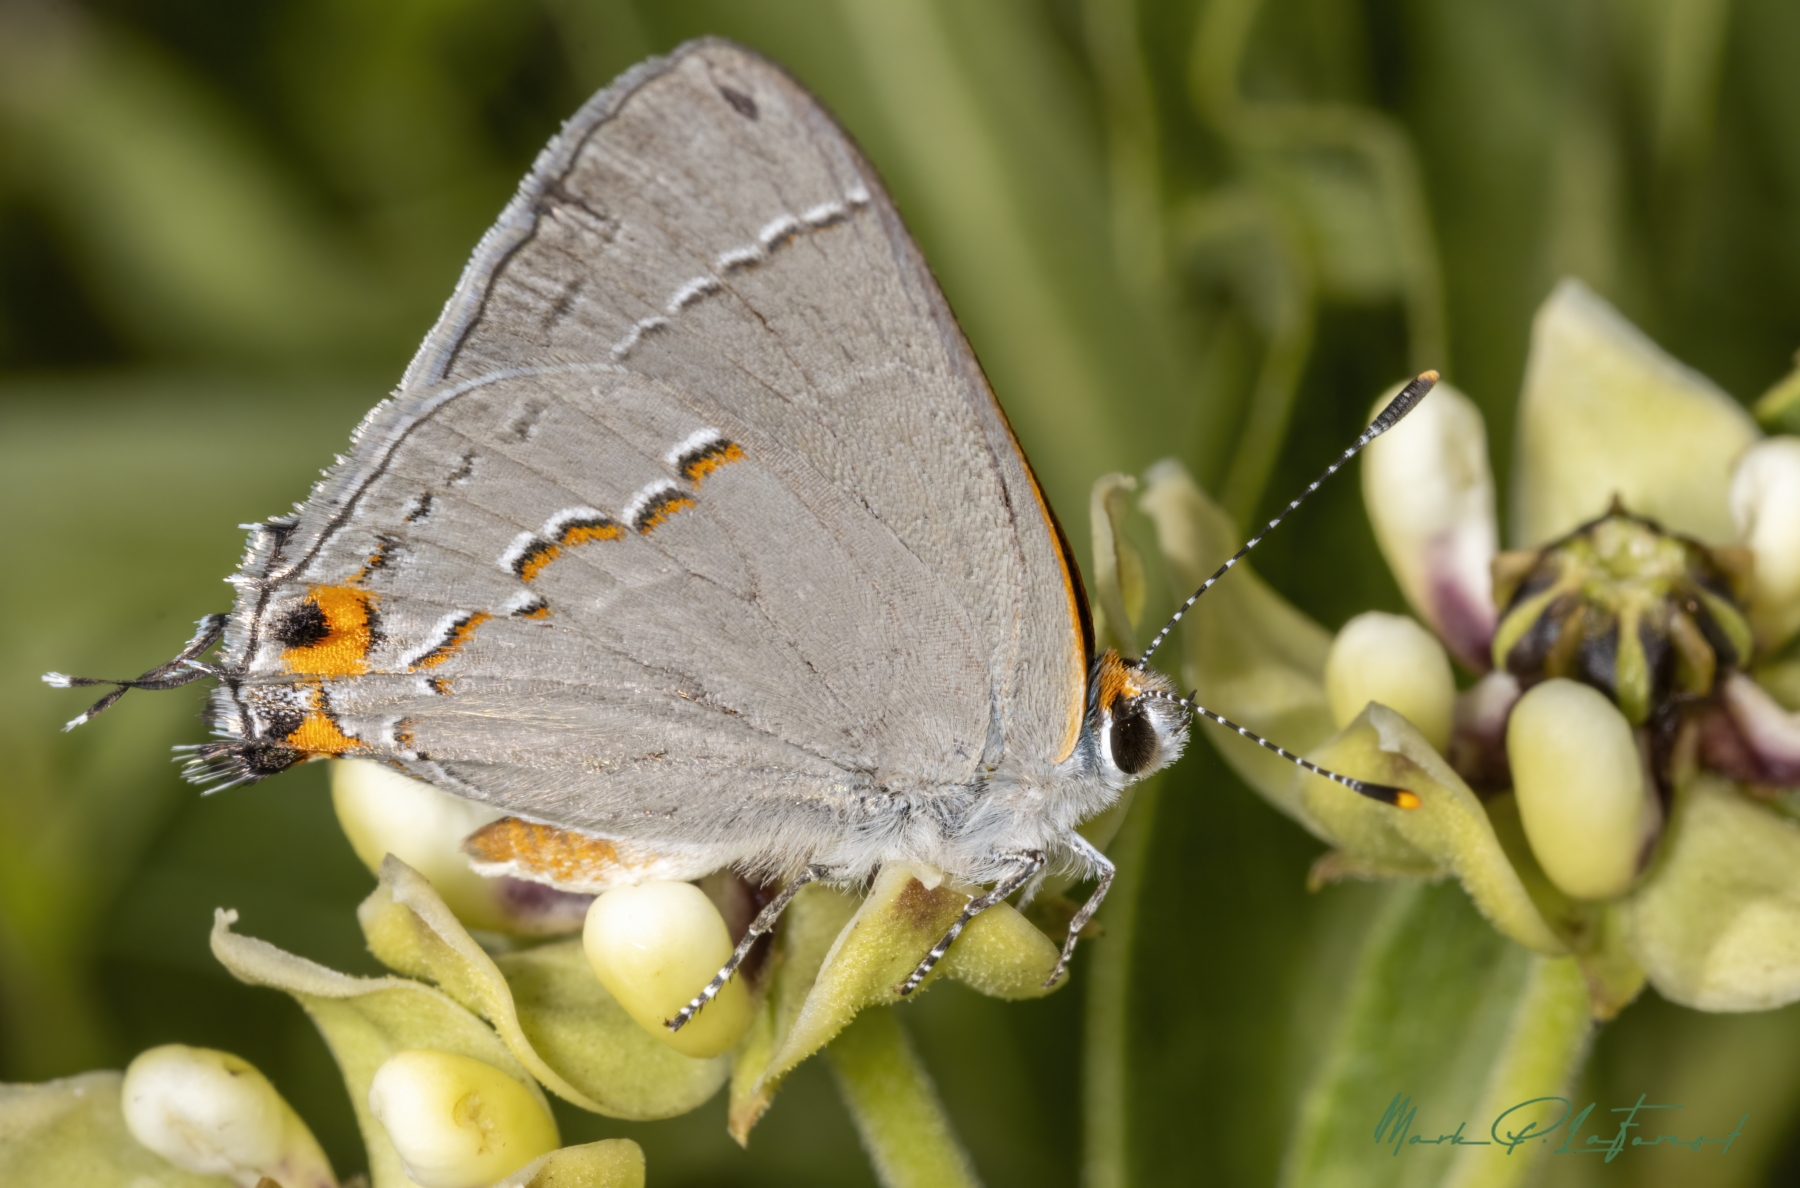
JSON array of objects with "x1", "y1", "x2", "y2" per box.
[
  {"x1": 682, "y1": 441, "x2": 745, "y2": 485},
  {"x1": 412, "y1": 612, "x2": 491, "y2": 670},
  {"x1": 463, "y1": 817, "x2": 656, "y2": 889},
  {"x1": 282, "y1": 586, "x2": 377, "y2": 676},
  {"x1": 636, "y1": 494, "x2": 696, "y2": 534}
]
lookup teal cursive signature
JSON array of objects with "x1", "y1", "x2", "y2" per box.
[{"x1": 1375, "y1": 1093, "x2": 1746, "y2": 1161}]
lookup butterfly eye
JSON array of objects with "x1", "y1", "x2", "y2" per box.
[{"x1": 1108, "y1": 701, "x2": 1157, "y2": 775}]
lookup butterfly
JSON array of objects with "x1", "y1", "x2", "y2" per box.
[{"x1": 48, "y1": 38, "x2": 1432, "y2": 1029}]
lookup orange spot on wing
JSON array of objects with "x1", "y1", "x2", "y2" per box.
[
  {"x1": 562, "y1": 522, "x2": 624, "y2": 546},
  {"x1": 286, "y1": 708, "x2": 360, "y2": 755},
  {"x1": 518, "y1": 543, "x2": 561, "y2": 582},
  {"x1": 412, "y1": 612, "x2": 491, "y2": 670},
  {"x1": 637, "y1": 494, "x2": 695, "y2": 533},
  {"x1": 282, "y1": 586, "x2": 377, "y2": 676},
  {"x1": 682, "y1": 441, "x2": 745, "y2": 485},
  {"x1": 282, "y1": 684, "x2": 362, "y2": 756}
]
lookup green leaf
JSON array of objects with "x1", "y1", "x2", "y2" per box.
[
  {"x1": 0, "y1": 1071, "x2": 234, "y2": 1188},
  {"x1": 358, "y1": 856, "x2": 727, "y2": 1120},
  {"x1": 1282, "y1": 883, "x2": 1590, "y2": 1188},
  {"x1": 210, "y1": 908, "x2": 553, "y2": 1188}
]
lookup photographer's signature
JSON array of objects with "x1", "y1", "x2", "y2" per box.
[{"x1": 1375, "y1": 1092, "x2": 1746, "y2": 1161}]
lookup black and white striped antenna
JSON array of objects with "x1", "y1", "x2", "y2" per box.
[
  {"x1": 1132, "y1": 370, "x2": 1439, "y2": 810},
  {"x1": 1136, "y1": 370, "x2": 1438, "y2": 670}
]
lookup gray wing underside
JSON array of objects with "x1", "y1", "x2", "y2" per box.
[{"x1": 224, "y1": 40, "x2": 1086, "y2": 843}]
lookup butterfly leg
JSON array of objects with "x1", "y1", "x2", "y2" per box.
[
  {"x1": 667, "y1": 864, "x2": 827, "y2": 1032},
  {"x1": 897, "y1": 850, "x2": 1046, "y2": 997},
  {"x1": 1043, "y1": 832, "x2": 1115, "y2": 988}
]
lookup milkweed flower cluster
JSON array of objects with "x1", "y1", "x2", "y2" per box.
[
  {"x1": 1114, "y1": 280, "x2": 1800, "y2": 1017},
  {"x1": 1, "y1": 746, "x2": 1066, "y2": 1186}
]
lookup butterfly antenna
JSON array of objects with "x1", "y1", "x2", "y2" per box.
[
  {"x1": 42, "y1": 614, "x2": 226, "y2": 731},
  {"x1": 1144, "y1": 690, "x2": 1420, "y2": 809},
  {"x1": 1136, "y1": 370, "x2": 1438, "y2": 670}
]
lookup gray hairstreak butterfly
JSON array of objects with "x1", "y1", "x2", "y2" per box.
[{"x1": 47, "y1": 38, "x2": 1435, "y2": 1030}]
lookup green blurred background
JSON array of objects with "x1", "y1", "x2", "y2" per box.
[{"x1": 3, "y1": 0, "x2": 1800, "y2": 1184}]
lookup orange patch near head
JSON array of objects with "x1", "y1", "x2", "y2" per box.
[
  {"x1": 281, "y1": 685, "x2": 362, "y2": 756},
  {"x1": 411, "y1": 612, "x2": 491, "y2": 671},
  {"x1": 282, "y1": 586, "x2": 377, "y2": 676},
  {"x1": 1093, "y1": 649, "x2": 1143, "y2": 715}
]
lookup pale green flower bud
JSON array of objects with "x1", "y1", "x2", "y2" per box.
[
  {"x1": 1325, "y1": 611, "x2": 1456, "y2": 753},
  {"x1": 1507, "y1": 679, "x2": 1658, "y2": 900},
  {"x1": 121, "y1": 1044, "x2": 335, "y2": 1188},
  {"x1": 332, "y1": 759, "x2": 586, "y2": 936},
  {"x1": 583, "y1": 880, "x2": 754, "y2": 1058},
  {"x1": 1730, "y1": 436, "x2": 1800, "y2": 650},
  {"x1": 366, "y1": 1049, "x2": 558, "y2": 1188}
]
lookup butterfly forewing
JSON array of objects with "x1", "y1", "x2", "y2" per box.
[{"x1": 221, "y1": 40, "x2": 1088, "y2": 854}]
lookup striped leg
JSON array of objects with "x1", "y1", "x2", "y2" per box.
[
  {"x1": 667, "y1": 865, "x2": 824, "y2": 1032},
  {"x1": 1044, "y1": 832, "x2": 1114, "y2": 988},
  {"x1": 897, "y1": 851, "x2": 1046, "y2": 997}
]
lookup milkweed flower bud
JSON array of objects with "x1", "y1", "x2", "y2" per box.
[
  {"x1": 1360, "y1": 380, "x2": 1499, "y2": 670},
  {"x1": 1730, "y1": 436, "x2": 1800, "y2": 650},
  {"x1": 332, "y1": 759, "x2": 588, "y2": 936},
  {"x1": 1507, "y1": 679, "x2": 1658, "y2": 900},
  {"x1": 366, "y1": 1050, "x2": 557, "y2": 1188},
  {"x1": 1325, "y1": 611, "x2": 1456, "y2": 752},
  {"x1": 583, "y1": 880, "x2": 754, "y2": 1058},
  {"x1": 121, "y1": 1044, "x2": 335, "y2": 1188}
]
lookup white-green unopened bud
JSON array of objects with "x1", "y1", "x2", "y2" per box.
[
  {"x1": 1507, "y1": 679, "x2": 1657, "y2": 900},
  {"x1": 583, "y1": 880, "x2": 753, "y2": 1058},
  {"x1": 366, "y1": 1050, "x2": 557, "y2": 1188},
  {"x1": 332, "y1": 759, "x2": 509, "y2": 930},
  {"x1": 121, "y1": 1044, "x2": 336, "y2": 1188},
  {"x1": 1361, "y1": 381, "x2": 1498, "y2": 671},
  {"x1": 1325, "y1": 611, "x2": 1456, "y2": 753},
  {"x1": 1731, "y1": 436, "x2": 1800, "y2": 649}
]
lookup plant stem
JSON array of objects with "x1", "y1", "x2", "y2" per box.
[
  {"x1": 1081, "y1": 778, "x2": 1162, "y2": 1188},
  {"x1": 1444, "y1": 955, "x2": 1593, "y2": 1188},
  {"x1": 826, "y1": 1006, "x2": 982, "y2": 1188}
]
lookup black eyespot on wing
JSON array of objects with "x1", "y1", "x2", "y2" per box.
[
  {"x1": 719, "y1": 85, "x2": 758, "y2": 119},
  {"x1": 1109, "y1": 702, "x2": 1157, "y2": 774},
  {"x1": 271, "y1": 601, "x2": 330, "y2": 649}
]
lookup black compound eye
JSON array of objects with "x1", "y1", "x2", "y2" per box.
[{"x1": 1108, "y1": 702, "x2": 1157, "y2": 774}]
